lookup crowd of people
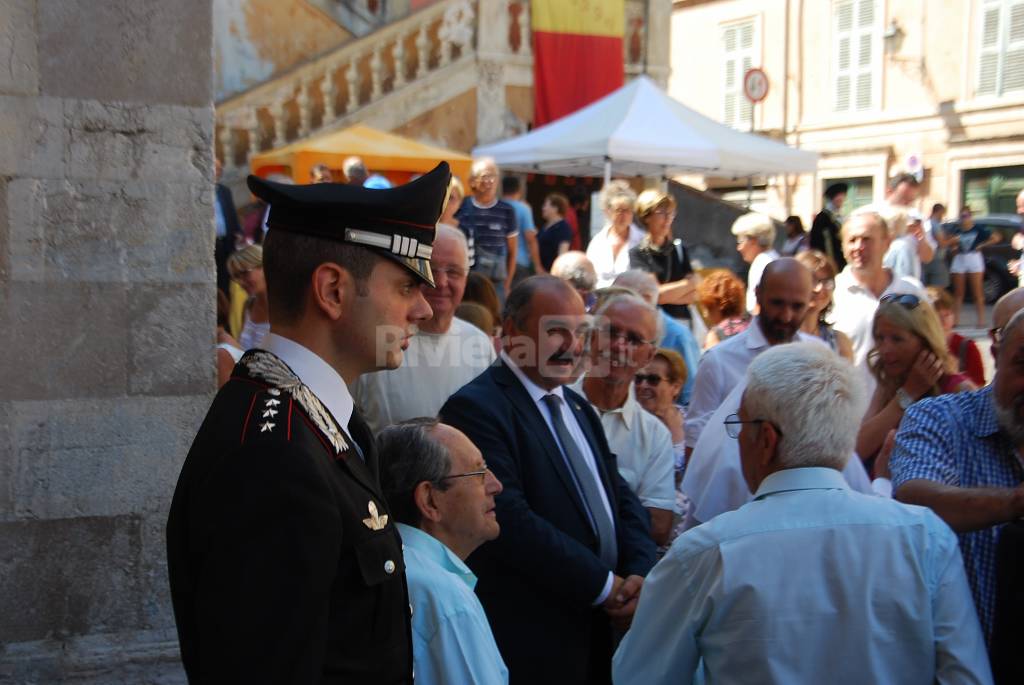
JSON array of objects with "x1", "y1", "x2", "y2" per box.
[{"x1": 175, "y1": 156, "x2": 1024, "y2": 684}]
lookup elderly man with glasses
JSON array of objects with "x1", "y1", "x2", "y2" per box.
[
  {"x1": 614, "y1": 343, "x2": 991, "y2": 685},
  {"x1": 571, "y1": 292, "x2": 678, "y2": 546},
  {"x1": 378, "y1": 419, "x2": 508, "y2": 685}
]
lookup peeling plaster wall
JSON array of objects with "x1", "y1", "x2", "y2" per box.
[
  {"x1": 0, "y1": 1, "x2": 214, "y2": 682},
  {"x1": 215, "y1": 0, "x2": 351, "y2": 101}
]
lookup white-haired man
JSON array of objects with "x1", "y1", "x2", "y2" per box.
[
  {"x1": 892, "y1": 304, "x2": 1024, "y2": 651},
  {"x1": 456, "y1": 157, "x2": 519, "y2": 301},
  {"x1": 378, "y1": 419, "x2": 507, "y2": 685},
  {"x1": 353, "y1": 225, "x2": 495, "y2": 432},
  {"x1": 614, "y1": 343, "x2": 991, "y2": 685},
  {"x1": 551, "y1": 250, "x2": 598, "y2": 310},
  {"x1": 731, "y1": 212, "x2": 779, "y2": 312},
  {"x1": 571, "y1": 293, "x2": 677, "y2": 545}
]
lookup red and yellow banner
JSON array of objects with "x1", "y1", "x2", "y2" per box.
[{"x1": 531, "y1": 0, "x2": 625, "y2": 127}]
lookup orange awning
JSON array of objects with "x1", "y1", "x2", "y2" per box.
[{"x1": 250, "y1": 123, "x2": 473, "y2": 185}]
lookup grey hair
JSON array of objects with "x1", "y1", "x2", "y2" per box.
[
  {"x1": 470, "y1": 156, "x2": 499, "y2": 180},
  {"x1": 342, "y1": 156, "x2": 368, "y2": 182},
  {"x1": 551, "y1": 252, "x2": 597, "y2": 292},
  {"x1": 743, "y1": 342, "x2": 866, "y2": 471},
  {"x1": 434, "y1": 223, "x2": 470, "y2": 270},
  {"x1": 612, "y1": 269, "x2": 659, "y2": 305},
  {"x1": 377, "y1": 418, "x2": 452, "y2": 527},
  {"x1": 731, "y1": 213, "x2": 776, "y2": 248},
  {"x1": 600, "y1": 180, "x2": 638, "y2": 211},
  {"x1": 593, "y1": 291, "x2": 664, "y2": 344}
]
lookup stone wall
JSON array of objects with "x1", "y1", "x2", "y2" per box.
[{"x1": 0, "y1": 1, "x2": 214, "y2": 682}]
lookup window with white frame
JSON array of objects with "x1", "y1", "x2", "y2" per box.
[
  {"x1": 978, "y1": 0, "x2": 1024, "y2": 96},
  {"x1": 722, "y1": 20, "x2": 757, "y2": 129},
  {"x1": 833, "y1": 0, "x2": 879, "y2": 112}
]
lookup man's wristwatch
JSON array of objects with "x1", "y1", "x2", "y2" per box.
[{"x1": 896, "y1": 387, "x2": 916, "y2": 411}]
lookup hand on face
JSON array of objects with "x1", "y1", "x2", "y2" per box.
[{"x1": 903, "y1": 349, "x2": 944, "y2": 399}]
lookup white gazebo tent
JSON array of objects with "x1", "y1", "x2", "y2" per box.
[{"x1": 473, "y1": 76, "x2": 818, "y2": 182}]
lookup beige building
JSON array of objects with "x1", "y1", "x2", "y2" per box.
[{"x1": 670, "y1": 0, "x2": 1024, "y2": 222}]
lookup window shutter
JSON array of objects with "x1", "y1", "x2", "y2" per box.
[
  {"x1": 1004, "y1": 1, "x2": 1024, "y2": 91},
  {"x1": 834, "y1": 0, "x2": 875, "y2": 111},
  {"x1": 979, "y1": 4, "x2": 1002, "y2": 94},
  {"x1": 722, "y1": 20, "x2": 757, "y2": 129}
]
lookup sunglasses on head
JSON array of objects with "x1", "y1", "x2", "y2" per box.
[
  {"x1": 879, "y1": 293, "x2": 921, "y2": 309},
  {"x1": 635, "y1": 373, "x2": 665, "y2": 386}
]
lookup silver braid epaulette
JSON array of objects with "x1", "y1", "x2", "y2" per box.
[{"x1": 243, "y1": 351, "x2": 349, "y2": 454}]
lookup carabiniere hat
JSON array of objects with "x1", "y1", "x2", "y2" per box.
[{"x1": 247, "y1": 161, "x2": 452, "y2": 287}]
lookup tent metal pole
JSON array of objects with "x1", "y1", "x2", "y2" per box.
[{"x1": 603, "y1": 158, "x2": 612, "y2": 186}]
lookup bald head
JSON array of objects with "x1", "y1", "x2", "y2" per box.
[
  {"x1": 756, "y1": 257, "x2": 813, "y2": 344},
  {"x1": 992, "y1": 287, "x2": 1024, "y2": 360}
]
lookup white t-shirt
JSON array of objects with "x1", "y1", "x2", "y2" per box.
[
  {"x1": 883, "y1": 235, "x2": 921, "y2": 282},
  {"x1": 352, "y1": 317, "x2": 496, "y2": 432},
  {"x1": 571, "y1": 380, "x2": 677, "y2": 512},
  {"x1": 745, "y1": 249, "x2": 780, "y2": 312},
  {"x1": 586, "y1": 223, "x2": 645, "y2": 288}
]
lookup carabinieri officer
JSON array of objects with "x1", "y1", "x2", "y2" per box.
[{"x1": 167, "y1": 162, "x2": 451, "y2": 683}]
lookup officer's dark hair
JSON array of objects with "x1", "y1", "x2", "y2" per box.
[
  {"x1": 262, "y1": 229, "x2": 381, "y2": 325},
  {"x1": 502, "y1": 275, "x2": 576, "y2": 330},
  {"x1": 501, "y1": 175, "x2": 521, "y2": 196},
  {"x1": 378, "y1": 418, "x2": 453, "y2": 527},
  {"x1": 931, "y1": 203, "x2": 945, "y2": 214}
]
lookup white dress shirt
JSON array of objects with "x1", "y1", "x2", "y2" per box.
[
  {"x1": 614, "y1": 467, "x2": 992, "y2": 685},
  {"x1": 681, "y1": 378, "x2": 873, "y2": 530},
  {"x1": 572, "y1": 380, "x2": 677, "y2": 513},
  {"x1": 745, "y1": 248, "x2": 779, "y2": 312},
  {"x1": 352, "y1": 318, "x2": 495, "y2": 432},
  {"x1": 261, "y1": 333, "x2": 354, "y2": 429},
  {"x1": 586, "y1": 223, "x2": 645, "y2": 288},
  {"x1": 500, "y1": 352, "x2": 616, "y2": 603},
  {"x1": 684, "y1": 320, "x2": 819, "y2": 450}
]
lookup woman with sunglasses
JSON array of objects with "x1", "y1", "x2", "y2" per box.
[
  {"x1": 855, "y1": 293, "x2": 976, "y2": 465},
  {"x1": 795, "y1": 250, "x2": 853, "y2": 361},
  {"x1": 635, "y1": 349, "x2": 688, "y2": 477}
]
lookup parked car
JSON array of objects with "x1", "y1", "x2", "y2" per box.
[{"x1": 940, "y1": 213, "x2": 1023, "y2": 303}]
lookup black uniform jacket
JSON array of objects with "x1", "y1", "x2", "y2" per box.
[{"x1": 166, "y1": 351, "x2": 412, "y2": 684}]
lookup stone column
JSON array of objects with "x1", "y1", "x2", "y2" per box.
[
  {"x1": 0, "y1": 1, "x2": 214, "y2": 682},
  {"x1": 475, "y1": 0, "x2": 511, "y2": 145},
  {"x1": 645, "y1": 0, "x2": 673, "y2": 89}
]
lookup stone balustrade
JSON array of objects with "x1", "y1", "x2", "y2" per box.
[{"x1": 215, "y1": 0, "x2": 659, "y2": 175}]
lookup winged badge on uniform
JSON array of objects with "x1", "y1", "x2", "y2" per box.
[{"x1": 243, "y1": 351, "x2": 349, "y2": 454}]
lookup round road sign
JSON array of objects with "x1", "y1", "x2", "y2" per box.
[{"x1": 743, "y1": 68, "x2": 769, "y2": 103}]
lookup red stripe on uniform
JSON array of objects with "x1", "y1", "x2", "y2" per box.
[
  {"x1": 240, "y1": 393, "x2": 259, "y2": 445},
  {"x1": 287, "y1": 397, "x2": 293, "y2": 441}
]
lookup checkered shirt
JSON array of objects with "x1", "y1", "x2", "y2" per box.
[{"x1": 890, "y1": 385, "x2": 1024, "y2": 643}]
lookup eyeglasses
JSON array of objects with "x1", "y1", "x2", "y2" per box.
[
  {"x1": 879, "y1": 293, "x2": 921, "y2": 309},
  {"x1": 635, "y1": 373, "x2": 666, "y2": 386},
  {"x1": 432, "y1": 265, "x2": 467, "y2": 280},
  {"x1": 723, "y1": 413, "x2": 784, "y2": 439},
  {"x1": 813, "y1": 278, "x2": 836, "y2": 292},
  {"x1": 991, "y1": 326, "x2": 1004, "y2": 344},
  {"x1": 438, "y1": 463, "x2": 490, "y2": 484},
  {"x1": 608, "y1": 325, "x2": 657, "y2": 348},
  {"x1": 651, "y1": 209, "x2": 676, "y2": 218}
]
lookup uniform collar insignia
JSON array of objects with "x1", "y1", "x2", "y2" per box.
[
  {"x1": 243, "y1": 351, "x2": 349, "y2": 454},
  {"x1": 363, "y1": 500, "x2": 389, "y2": 531}
]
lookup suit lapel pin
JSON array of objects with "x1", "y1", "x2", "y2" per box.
[{"x1": 362, "y1": 500, "x2": 389, "y2": 531}]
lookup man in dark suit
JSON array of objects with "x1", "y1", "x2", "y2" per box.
[
  {"x1": 810, "y1": 182, "x2": 848, "y2": 271},
  {"x1": 167, "y1": 163, "x2": 451, "y2": 683},
  {"x1": 441, "y1": 276, "x2": 658, "y2": 685},
  {"x1": 214, "y1": 158, "x2": 244, "y2": 295}
]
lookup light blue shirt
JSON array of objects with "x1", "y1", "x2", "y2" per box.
[
  {"x1": 614, "y1": 467, "x2": 992, "y2": 685},
  {"x1": 397, "y1": 523, "x2": 508, "y2": 685},
  {"x1": 659, "y1": 310, "x2": 699, "y2": 405},
  {"x1": 508, "y1": 198, "x2": 536, "y2": 267}
]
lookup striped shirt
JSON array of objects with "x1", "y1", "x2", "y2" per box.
[
  {"x1": 455, "y1": 198, "x2": 518, "y2": 263},
  {"x1": 890, "y1": 385, "x2": 1024, "y2": 643}
]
